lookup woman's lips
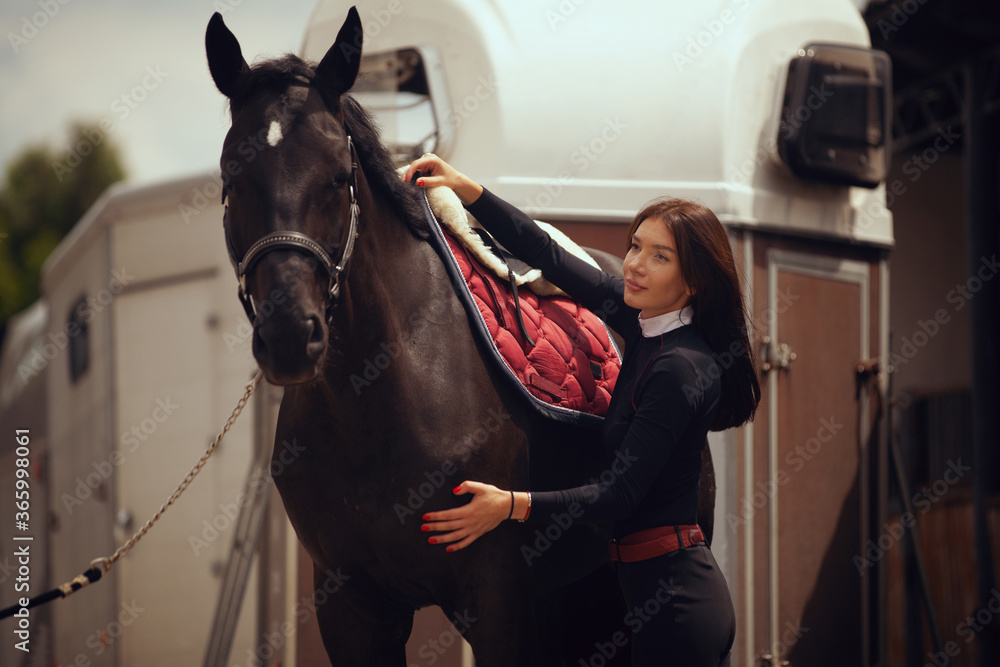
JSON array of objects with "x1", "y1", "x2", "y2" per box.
[{"x1": 625, "y1": 279, "x2": 645, "y2": 292}]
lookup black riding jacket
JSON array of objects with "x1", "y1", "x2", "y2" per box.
[{"x1": 465, "y1": 188, "x2": 721, "y2": 538}]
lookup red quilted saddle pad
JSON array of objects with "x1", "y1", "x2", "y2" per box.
[{"x1": 443, "y1": 231, "x2": 620, "y2": 417}]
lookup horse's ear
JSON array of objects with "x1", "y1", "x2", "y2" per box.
[
  {"x1": 315, "y1": 6, "x2": 362, "y2": 97},
  {"x1": 205, "y1": 12, "x2": 250, "y2": 99}
]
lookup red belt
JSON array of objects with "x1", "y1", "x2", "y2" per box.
[{"x1": 609, "y1": 525, "x2": 705, "y2": 563}]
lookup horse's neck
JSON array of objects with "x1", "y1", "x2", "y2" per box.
[{"x1": 321, "y1": 181, "x2": 441, "y2": 403}]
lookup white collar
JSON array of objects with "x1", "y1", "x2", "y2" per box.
[{"x1": 637, "y1": 304, "x2": 694, "y2": 338}]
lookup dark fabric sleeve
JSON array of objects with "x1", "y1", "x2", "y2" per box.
[
  {"x1": 526, "y1": 353, "x2": 703, "y2": 523},
  {"x1": 464, "y1": 187, "x2": 636, "y2": 336}
]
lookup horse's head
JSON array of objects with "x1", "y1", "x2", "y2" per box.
[{"x1": 205, "y1": 8, "x2": 363, "y2": 385}]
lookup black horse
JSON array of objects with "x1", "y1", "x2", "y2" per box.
[{"x1": 205, "y1": 8, "x2": 714, "y2": 665}]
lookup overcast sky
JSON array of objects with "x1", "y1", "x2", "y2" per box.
[
  {"x1": 2, "y1": 0, "x2": 874, "y2": 189},
  {"x1": 1, "y1": 0, "x2": 321, "y2": 187}
]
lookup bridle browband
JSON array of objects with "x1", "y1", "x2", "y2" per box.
[{"x1": 221, "y1": 130, "x2": 360, "y2": 324}]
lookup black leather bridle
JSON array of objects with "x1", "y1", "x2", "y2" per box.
[{"x1": 221, "y1": 132, "x2": 360, "y2": 324}]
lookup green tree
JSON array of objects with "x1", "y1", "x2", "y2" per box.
[{"x1": 0, "y1": 123, "x2": 126, "y2": 332}]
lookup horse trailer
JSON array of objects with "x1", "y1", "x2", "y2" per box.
[{"x1": 0, "y1": 0, "x2": 896, "y2": 664}]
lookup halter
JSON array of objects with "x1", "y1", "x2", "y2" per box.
[{"x1": 221, "y1": 132, "x2": 360, "y2": 324}]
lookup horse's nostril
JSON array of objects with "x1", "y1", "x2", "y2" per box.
[{"x1": 306, "y1": 316, "x2": 324, "y2": 345}]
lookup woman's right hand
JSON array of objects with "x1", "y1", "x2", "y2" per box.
[{"x1": 401, "y1": 153, "x2": 484, "y2": 205}]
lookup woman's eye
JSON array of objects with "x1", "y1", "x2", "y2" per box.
[{"x1": 656, "y1": 254, "x2": 668, "y2": 261}]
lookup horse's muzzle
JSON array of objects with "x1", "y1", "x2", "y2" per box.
[{"x1": 253, "y1": 312, "x2": 326, "y2": 384}]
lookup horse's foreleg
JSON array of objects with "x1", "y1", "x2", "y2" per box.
[
  {"x1": 312, "y1": 565, "x2": 414, "y2": 666},
  {"x1": 444, "y1": 540, "x2": 548, "y2": 667},
  {"x1": 445, "y1": 588, "x2": 544, "y2": 667}
]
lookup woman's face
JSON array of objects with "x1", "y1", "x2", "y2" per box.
[{"x1": 623, "y1": 217, "x2": 693, "y2": 318}]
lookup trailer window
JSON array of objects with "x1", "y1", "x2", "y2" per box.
[
  {"x1": 68, "y1": 297, "x2": 89, "y2": 383},
  {"x1": 354, "y1": 48, "x2": 448, "y2": 165}
]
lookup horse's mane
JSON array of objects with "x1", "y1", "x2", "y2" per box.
[
  {"x1": 231, "y1": 54, "x2": 428, "y2": 238},
  {"x1": 341, "y1": 95, "x2": 429, "y2": 237}
]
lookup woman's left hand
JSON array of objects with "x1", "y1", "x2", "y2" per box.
[{"x1": 421, "y1": 481, "x2": 511, "y2": 552}]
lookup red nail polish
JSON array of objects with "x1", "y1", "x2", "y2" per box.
[
  {"x1": 453, "y1": 486, "x2": 462, "y2": 493},
  {"x1": 417, "y1": 178, "x2": 424, "y2": 186},
  {"x1": 421, "y1": 525, "x2": 429, "y2": 531},
  {"x1": 446, "y1": 547, "x2": 454, "y2": 553},
  {"x1": 428, "y1": 537, "x2": 436, "y2": 544},
  {"x1": 422, "y1": 514, "x2": 430, "y2": 521}
]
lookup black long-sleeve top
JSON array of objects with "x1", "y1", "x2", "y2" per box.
[{"x1": 465, "y1": 188, "x2": 721, "y2": 538}]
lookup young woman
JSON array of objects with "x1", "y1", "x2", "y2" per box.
[{"x1": 403, "y1": 155, "x2": 761, "y2": 666}]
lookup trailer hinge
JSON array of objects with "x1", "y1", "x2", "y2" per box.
[
  {"x1": 758, "y1": 651, "x2": 790, "y2": 667},
  {"x1": 760, "y1": 335, "x2": 797, "y2": 377}
]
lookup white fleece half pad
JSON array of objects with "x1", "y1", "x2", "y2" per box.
[{"x1": 416, "y1": 179, "x2": 601, "y2": 297}]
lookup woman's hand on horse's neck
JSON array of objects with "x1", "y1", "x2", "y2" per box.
[{"x1": 403, "y1": 155, "x2": 484, "y2": 206}]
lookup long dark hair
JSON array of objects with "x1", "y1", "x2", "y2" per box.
[{"x1": 626, "y1": 198, "x2": 761, "y2": 430}]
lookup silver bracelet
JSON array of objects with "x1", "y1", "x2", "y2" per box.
[{"x1": 517, "y1": 492, "x2": 532, "y2": 523}]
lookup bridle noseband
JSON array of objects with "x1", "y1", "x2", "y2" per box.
[{"x1": 221, "y1": 132, "x2": 360, "y2": 324}]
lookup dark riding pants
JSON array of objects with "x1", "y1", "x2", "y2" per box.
[{"x1": 615, "y1": 544, "x2": 735, "y2": 666}]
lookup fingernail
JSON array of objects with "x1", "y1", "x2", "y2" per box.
[
  {"x1": 421, "y1": 525, "x2": 429, "y2": 531},
  {"x1": 422, "y1": 514, "x2": 430, "y2": 520},
  {"x1": 428, "y1": 537, "x2": 436, "y2": 544},
  {"x1": 417, "y1": 179, "x2": 424, "y2": 186},
  {"x1": 446, "y1": 547, "x2": 454, "y2": 553},
  {"x1": 453, "y1": 486, "x2": 462, "y2": 493}
]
